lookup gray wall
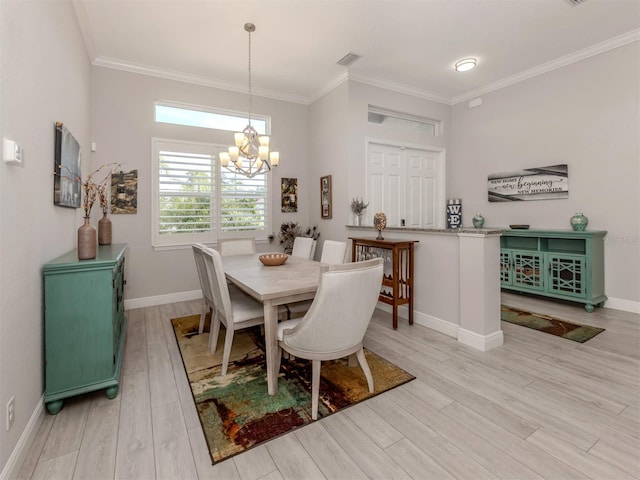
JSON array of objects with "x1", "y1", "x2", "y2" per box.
[
  {"x1": 450, "y1": 42, "x2": 640, "y2": 306},
  {"x1": 91, "y1": 67, "x2": 309, "y2": 301},
  {"x1": 0, "y1": 0, "x2": 91, "y2": 470}
]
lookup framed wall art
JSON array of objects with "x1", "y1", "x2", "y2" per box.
[
  {"x1": 111, "y1": 169, "x2": 138, "y2": 214},
  {"x1": 281, "y1": 177, "x2": 298, "y2": 212},
  {"x1": 488, "y1": 164, "x2": 568, "y2": 202},
  {"x1": 53, "y1": 121, "x2": 82, "y2": 208},
  {"x1": 320, "y1": 175, "x2": 332, "y2": 219}
]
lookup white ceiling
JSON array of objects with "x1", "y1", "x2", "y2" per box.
[{"x1": 72, "y1": 0, "x2": 640, "y2": 105}]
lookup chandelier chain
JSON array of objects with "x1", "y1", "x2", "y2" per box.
[{"x1": 247, "y1": 25, "x2": 252, "y2": 124}]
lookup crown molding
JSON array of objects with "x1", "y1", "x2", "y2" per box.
[
  {"x1": 307, "y1": 72, "x2": 350, "y2": 104},
  {"x1": 451, "y1": 29, "x2": 640, "y2": 105},
  {"x1": 92, "y1": 56, "x2": 310, "y2": 105},
  {"x1": 347, "y1": 73, "x2": 452, "y2": 105}
]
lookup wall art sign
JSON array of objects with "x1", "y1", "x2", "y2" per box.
[
  {"x1": 281, "y1": 177, "x2": 298, "y2": 212},
  {"x1": 446, "y1": 198, "x2": 462, "y2": 229},
  {"x1": 111, "y1": 170, "x2": 138, "y2": 214},
  {"x1": 488, "y1": 164, "x2": 568, "y2": 202},
  {"x1": 53, "y1": 121, "x2": 82, "y2": 208},
  {"x1": 320, "y1": 175, "x2": 332, "y2": 219}
]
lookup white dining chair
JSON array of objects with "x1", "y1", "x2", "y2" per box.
[
  {"x1": 291, "y1": 236, "x2": 316, "y2": 259},
  {"x1": 201, "y1": 246, "x2": 266, "y2": 375},
  {"x1": 219, "y1": 238, "x2": 256, "y2": 256},
  {"x1": 192, "y1": 243, "x2": 216, "y2": 334},
  {"x1": 285, "y1": 240, "x2": 348, "y2": 319},
  {"x1": 277, "y1": 258, "x2": 384, "y2": 420},
  {"x1": 319, "y1": 240, "x2": 347, "y2": 264}
]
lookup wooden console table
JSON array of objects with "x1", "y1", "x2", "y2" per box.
[{"x1": 350, "y1": 237, "x2": 418, "y2": 329}]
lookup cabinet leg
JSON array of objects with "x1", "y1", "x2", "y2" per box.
[
  {"x1": 584, "y1": 303, "x2": 595, "y2": 313},
  {"x1": 105, "y1": 385, "x2": 119, "y2": 399},
  {"x1": 46, "y1": 400, "x2": 64, "y2": 415}
]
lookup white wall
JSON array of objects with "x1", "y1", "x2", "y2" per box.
[
  {"x1": 308, "y1": 81, "x2": 349, "y2": 255},
  {"x1": 91, "y1": 67, "x2": 309, "y2": 301},
  {"x1": 0, "y1": 0, "x2": 91, "y2": 472},
  {"x1": 450, "y1": 42, "x2": 640, "y2": 306}
]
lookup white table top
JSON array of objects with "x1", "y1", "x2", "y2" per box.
[{"x1": 221, "y1": 253, "x2": 322, "y2": 303}]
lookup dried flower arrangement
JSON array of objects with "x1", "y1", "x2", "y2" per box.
[
  {"x1": 278, "y1": 222, "x2": 320, "y2": 254},
  {"x1": 58, "y1": 162, "x2": 122, "y2": 218},
  {"x1": 350, "y1": 197, "x2": 369, "y2": 215}
]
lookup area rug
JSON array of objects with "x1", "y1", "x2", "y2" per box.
[
  {"x1": 171, "y1": 314, "x2": 415, "y2": 464},
  {"x1": 501, "y1": 305, "x2": 604, "y2": 343}
]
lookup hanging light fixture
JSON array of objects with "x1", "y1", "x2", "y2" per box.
[{"x1": 219, "y1": 23, "x2": 279, "y2": 178}]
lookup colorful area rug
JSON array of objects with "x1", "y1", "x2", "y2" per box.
[
  {"x1": 171, "y1": 314, "x2": 415, "y2": 464},
  {"x1": 501, "y1": 305, "x2": 605, "y2": 343}
]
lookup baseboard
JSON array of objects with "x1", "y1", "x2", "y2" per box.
[
  {"x1": 375, "y1": 303, "x2": 459, "y2": 339},
  {"x1": 0, "y1": 396, "x2": 45, "y2": 480},
  {"x1": 605, "y1": 297, "x2": 640, "y2": 314},
  {"x1": 124, "y1": 289, "x2": 202, "y2": 310},
  {"x1": 457, "y1": 328, "x2": 504, "y2": 351}
]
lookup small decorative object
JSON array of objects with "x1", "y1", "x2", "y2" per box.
[
  {"x1": 373, "y1": 212, "x2": 387, "y2": 240},
  {"x1": 320, "y1": 175, "x2": 332, "y2": 219},
  {"x1": 76, "y1": 162, "x2": 122, "y2": 259},
  {"x1": 351, "y1": 197, "x2": 369, "y2": 226},
  {"x1": 259, "y1": 253, "x2": 288, "y2": 266},
  {"x1": 509, "y1": 224, "x2": 530, "y2": 230},
  {"x1": 77, "y1": 217, "x2": 97, "y2": 260},
  {"x1": 570, "y1": 212, "x2": 589, "y2": 231},
  {"x1": 472, "y1": 213, "x2": 485, "y2": 229},
  {"x1": 97, "y1": 182, "x2": 112, "y2": 245},
  {"x1": 446, "y1": 198, "x2": 462, "y2": 229}
]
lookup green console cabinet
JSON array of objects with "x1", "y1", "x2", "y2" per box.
[
  {"x1": 500, "y1": 230, "x2": 606, "y2": 312},
  {"x1": 43, "y1": 244, "x2": 127, "y2": 414}
]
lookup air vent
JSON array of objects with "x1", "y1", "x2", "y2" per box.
[
  {"x1": 336, "y1": 52, "x2": 361, "y2": 66},
  {"x1": 565, "y1": 0, "x2": 587, "y2": 5}
]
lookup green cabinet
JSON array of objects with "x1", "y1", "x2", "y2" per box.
[
  {"x1": 500, "y1": 230, "x2": 606, "y2": 312},
  {"x1": 43, "y1": 244, "x2": 127, "y2": 414}
]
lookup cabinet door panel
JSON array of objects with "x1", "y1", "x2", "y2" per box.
[
  {"x1": 547, "y1": 254, "x2": 586, "y2": 298},
  {"x1": 500, "y1": 251, "x2": 512, "y2": 285},
  {"x1": 512, "y1": 252, "x2": 544, "y2": 291}
]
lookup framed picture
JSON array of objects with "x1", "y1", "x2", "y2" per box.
[
  {"x1": 53, "y1": 121, "x2": 82, "y2": 208},
  {"x1": 320, "y1": 175, "x2": 332, "y2": 219},
  {"x1": 281, "y1": 178, "x2": 298, "y2": 212},
  {"x1": 111, "y1": 169, "x2": 138, "y2": 214}
]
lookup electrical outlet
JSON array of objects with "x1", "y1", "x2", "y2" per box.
[{"x1": 6, "y1": 397, "x2": 15, "y2": 431}]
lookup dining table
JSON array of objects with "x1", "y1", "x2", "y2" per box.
[{"x1": 220, "y1": 252, "x2": 323, "y2": 395}]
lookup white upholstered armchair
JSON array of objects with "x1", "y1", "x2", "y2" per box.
[{"x1": 277, "y1": 258, "x2": 383, "y2": 419}]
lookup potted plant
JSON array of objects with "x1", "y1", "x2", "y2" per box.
[{"x1": 350, "y1": 197, "x2": 369, "y2": 226}]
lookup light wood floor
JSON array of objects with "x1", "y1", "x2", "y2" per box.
[{"x1": 16, "y1": 292, "x2": 640, "y2": 480}]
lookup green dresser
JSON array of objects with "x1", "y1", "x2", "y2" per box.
[
  {"x1": 43, "y1": 244, "x2": 127, "y2": 414},
  {"x1": 500, "y1": 230, "x2": 606, "y2": 312}
]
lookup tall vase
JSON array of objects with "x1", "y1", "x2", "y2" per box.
[
  {"x1": 354, "y1": 213, "x2": 362, "y2": 226},
  {"x1": 98, "y1": 211, "x2": 112, "y2": 245},
  {"x1": 78, "y1": 217, "x2": 97, "y2": 260}
]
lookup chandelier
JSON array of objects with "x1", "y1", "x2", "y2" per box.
[{"x1": 219, "y1": 23, "x2": 279, "y2": 178}]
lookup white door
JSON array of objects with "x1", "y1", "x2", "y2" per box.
[{"x1": 367, "y1": 142, "x2": 444, "y2": 228}]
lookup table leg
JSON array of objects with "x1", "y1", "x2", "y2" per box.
[{"x1": 263, "y1": 299, "x2": 279, "y2": 395}]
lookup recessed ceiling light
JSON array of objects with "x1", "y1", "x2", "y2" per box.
[{"x1": 455, "y1": 58, "x2": 477, "y2": 72}]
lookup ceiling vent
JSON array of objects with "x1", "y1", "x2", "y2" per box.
[
  {"x1": 336, "y1": 52, "x2": 361, "y2": 66},
  {"x1": 565, "y1": 0, "x2": 587, "y2": 5}
]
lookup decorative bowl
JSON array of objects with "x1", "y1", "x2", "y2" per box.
[
  {"x1": 259, "y1": 253, "x2": 288, "y2": 266},
  {"x1": 509, "y1": 224, "x2": 530, "y2": 230}
]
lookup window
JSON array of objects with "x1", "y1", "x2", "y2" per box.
[
  {"x1": 368, "y1": 105, "x2": 440, "y2": 136},
  {"x1": 152, "y1": 139, "x2": 270, "y2": 249},
  {"x1": 155, "y1": 102, "x2": 268, "y2": 135}
]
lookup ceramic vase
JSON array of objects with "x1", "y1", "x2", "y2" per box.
[
  {"x1": 472, "y1": 213, "x2": 485, "y2": 229},
  {"x1": 98, "y1": 212, "x2": 112, "y2": 245},
  {"x1": 78, "y1": 217, "x2": 97, "y2": 260},
  {"x1": 570, "y1": 212, "x2": 588, "y2": 231}
]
